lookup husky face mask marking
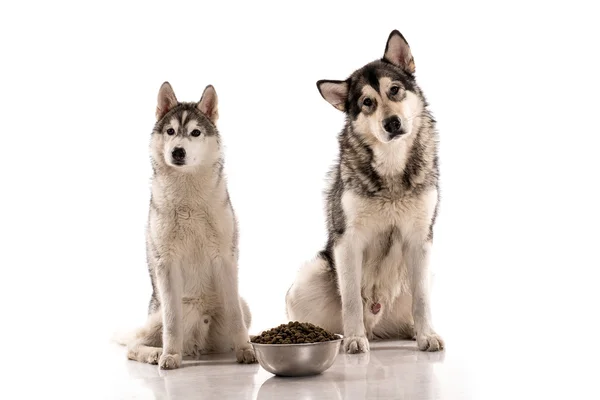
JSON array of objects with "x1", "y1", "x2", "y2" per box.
[
  {"x1": 152, "y1": 82, "x2": 220, "y2": 170},
  {"x1": 317, "y1": 31, "x2": 423, "y2": 144}
]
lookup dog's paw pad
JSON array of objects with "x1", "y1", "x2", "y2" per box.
[
  {"x1": 159, "y1": 353, "x2": 182, "y2": 369},
  {"x1": 417, "y1": 333, "x2": 445, "y2": 352},
  {"x1": 343, "y1": 335, "x2": 370, "y2": 354},
  {"x1": 236, "y1": 345, "x2": 257, "y2": 364}
]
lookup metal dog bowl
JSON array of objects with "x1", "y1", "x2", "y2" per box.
[{"x1": 251, "y1": 335, "x2": 343, "y2": 377}]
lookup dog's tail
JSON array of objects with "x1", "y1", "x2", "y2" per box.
[{"x1": 285, "y1": 253, "x2": 337, "y2": 322}]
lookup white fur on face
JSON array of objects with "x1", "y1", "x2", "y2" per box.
[
  {"x1": 162, "y1": 117, "x2": 219, "y2": 169},
  {"x1": 353, "y1": 77, "x2": 423, "y2": 144},
  {"x1": 395, "y1": 91, "x2": 421, "y2": 138}
]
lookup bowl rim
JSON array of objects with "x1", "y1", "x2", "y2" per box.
[{"x1": 250, "y1": 334, "x2": 343, "y2": 347}]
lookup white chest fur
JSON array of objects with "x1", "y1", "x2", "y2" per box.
[
  {"x1": 340, "y1": 188, "x2": 437, "y2": 305},
  {"x1": 149, "y1": 175, "x2": 236, "y2": 299}
]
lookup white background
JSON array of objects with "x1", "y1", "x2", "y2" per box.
[{"x1": 1, "y1": 0, "x2": 599, "y2": 398}]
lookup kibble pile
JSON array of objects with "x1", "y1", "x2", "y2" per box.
[{"x1": 251, "y1": 321, "x2": 339, "y2": 344}]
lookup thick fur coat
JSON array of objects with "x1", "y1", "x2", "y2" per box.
[
  {"x1": 124, "y1": 83, "x2": 255, "y2": 369},
  {"x1": 286, "y1": 30, "x2": 444, "y2": 353}
]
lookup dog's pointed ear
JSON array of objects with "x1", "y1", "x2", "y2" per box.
[
  {"x1": 383, "y1": 30, "x2": 415, "y2": 74},
  {"x1": 156, "y1": 81, "x2": 178, "y2": 120},
  {"x1": 197, "y1": 85, "x2": 219, "y2": 124},
  {"x1": 317, "y1": 80, "x2": 348, "y2": 112}
]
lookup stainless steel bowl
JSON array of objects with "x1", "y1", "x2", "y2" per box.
[{"x1": 251, "y1": 335, "x2": 343, "y2": 377}]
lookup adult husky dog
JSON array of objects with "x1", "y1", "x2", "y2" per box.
[
  {"x1": 125, "y1": 82, "x2": 256, "y2": 368},
  {"x1": 286, "y1": 30, "x2": 444, "y2": 353}
]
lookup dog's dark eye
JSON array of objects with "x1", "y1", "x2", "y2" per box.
[
  {"x1": 166, "y1": 128, "x2": 175, "y2": 135},
  {"x1": 363, "y1": 98, "x2": 373, "y2": 107},
  {"x1": 390, "y1": 86, "x2": 400, "y2": 96},
  {"x1": 191, "y1": 129, "x2": 201, "y2": 137}
]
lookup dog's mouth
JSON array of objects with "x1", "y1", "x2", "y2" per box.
[
  {"x1": 171, "y1": 160, "x2": 186, "y2": 166},
  {"x1": 389, "y1": 130, "x2": 405, "y2": 140},
  {"x1": 376, "y1": 130, "x2": 405, "y2": 143}
]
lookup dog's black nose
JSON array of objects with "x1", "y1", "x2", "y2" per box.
[
  {"x1": 383, "y1": 116, "x2": 402, "y2": 136},
  {"x1": 172, "y1": 147, "x2": 186, "y2": 162}
]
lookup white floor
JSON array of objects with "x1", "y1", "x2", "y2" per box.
[
  {"x1": 5, "y1": 313, "x2": 600, "y2": 399},
  {"x1": 6, "y1": 273, "x2": 599, "y2": 400},
  {"x1": 2, "y1": 267, "x2": 595, "y2": 400},
  {"x1": 107, "y1": 340, "x2": 462, "y2": 400},
  {"x1": 59, "y1": 333, "x2": 595, "y2": 400}
]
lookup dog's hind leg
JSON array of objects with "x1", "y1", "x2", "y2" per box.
[
  {"x1": 286, "y1": 257, "x2": 343, "y2": 334},
  {"x1": 126, "y1": 311, "x2": 163, "y2": 365}
]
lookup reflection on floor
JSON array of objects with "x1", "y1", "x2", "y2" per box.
[{"x1": 111, "y1": 340, "x2": 468, "y2": 399}]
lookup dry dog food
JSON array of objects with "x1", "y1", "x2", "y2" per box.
[{"x1": 251, "y1": 321, "x2": 338, "y2": 344}]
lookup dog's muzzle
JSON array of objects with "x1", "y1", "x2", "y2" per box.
[
  {"x1": 171, "y1": 147, "x2": 186, "y2": 165},
  {"x1": 383, "y1": 116, "x2": 404, "y2": 139}
]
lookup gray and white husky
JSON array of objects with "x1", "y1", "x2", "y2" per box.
[
  {"x1": 124, "y1": 82, "x2": 256, "y2": 368},
  {"x1": 286, "y1": 30, "x2": 444, "y2": 353}
]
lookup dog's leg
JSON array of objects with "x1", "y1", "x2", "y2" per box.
[
  {"x1": 335, "y1": 233, "x2": 369, "y2": 354},
  {"x1": 407, "y1": 242, "x2": 444, "y2": 351},
  {"x1": 216, "y1": 260, "x2": 256, "y2": 364},
  {"x1": 155, "y1": 262, "x2": 183, "y2": 368},
  {"x1": 126, "y1": 311, "x2": 164, "y2": 364}
]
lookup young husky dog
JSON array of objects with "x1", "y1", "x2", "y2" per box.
[
  {"x1": 286, "y1": 30, "x2": 444, "y2": 353},
  {"x1": 125, "y1": 82, "x2": 256, "y2": 369}
]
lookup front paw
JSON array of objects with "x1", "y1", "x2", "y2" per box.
[
  {"x1": 343, "y1": 335, "x2": 370, "y2": 354},
  {"x1": 416, "y1": 332, "x2": 445, "y2": 352},
  {"x1": 159, "y1": 353, "x2": 182, "y2": 369},
  {"x1": 236, "y1": 343, "x2": 257, "y2": 364}
]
